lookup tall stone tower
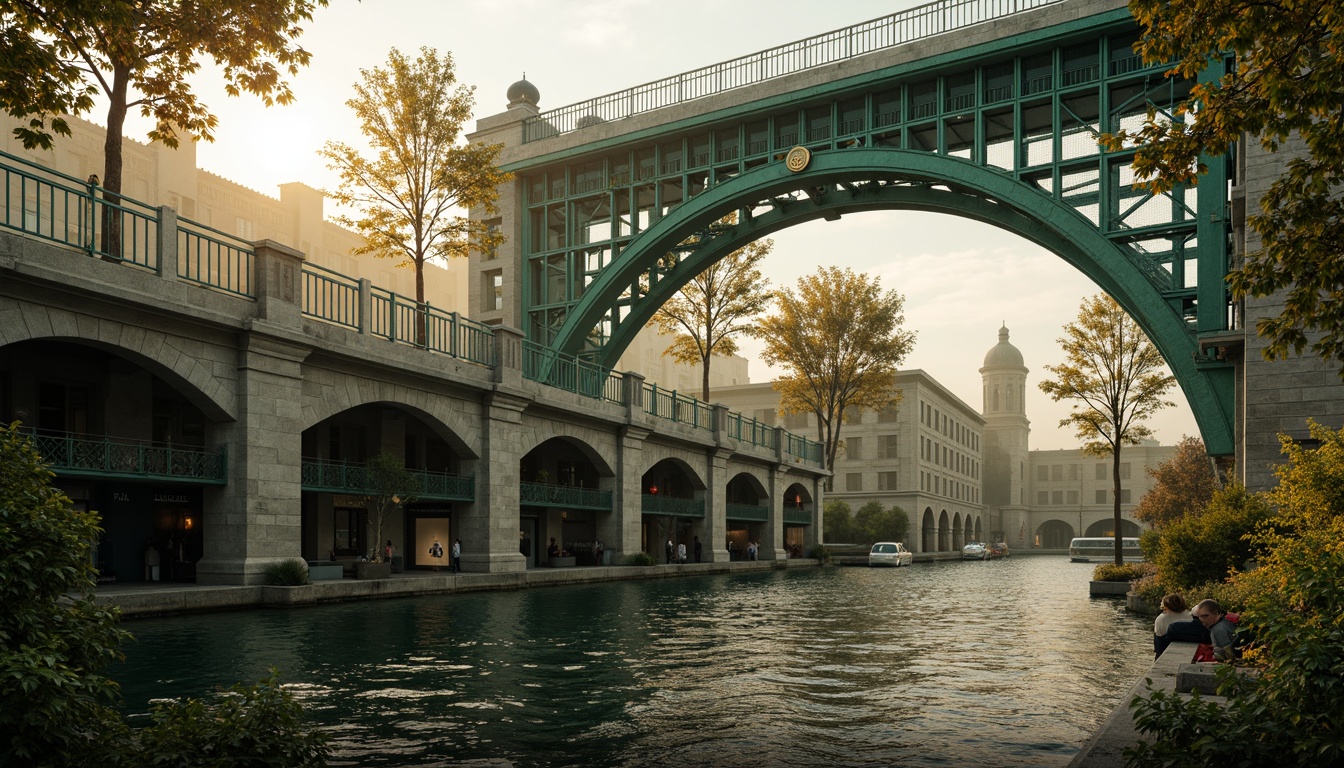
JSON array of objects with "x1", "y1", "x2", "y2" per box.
[{"x1": 980, "y1": 325, "x2": 1030, "y2": 543}]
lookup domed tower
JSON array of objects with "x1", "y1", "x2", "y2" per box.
[
  {"x1": 980, "y1": 325, "x2": 1030, "y2": 542},
  {"x1": 506, "y1": 76, "x2": 540, "y2": 110}
]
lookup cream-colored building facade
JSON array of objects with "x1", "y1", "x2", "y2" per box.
[{"x1": 710, "y1": 326, "x2": 1175, "y2": 553}]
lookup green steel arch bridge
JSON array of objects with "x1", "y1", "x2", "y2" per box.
[{"x1": 474, "y1": 0, "x2": 1237, "y2": 456}]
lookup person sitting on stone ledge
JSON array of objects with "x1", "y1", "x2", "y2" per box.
[
  {"x1": 1153, "y1": 593, "x2": 1193, "y2": 658},
  {"x1": 1192, "y1": 598, "x2": 1240, "y2": 662}
]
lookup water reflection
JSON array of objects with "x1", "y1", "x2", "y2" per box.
[{"x1": 115, "y1": 557, "x2": 1149, "y2": 767}]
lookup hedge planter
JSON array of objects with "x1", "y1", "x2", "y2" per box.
[
  {"x1": 1089, "y1": 579, "x2": 1131, "y2": 597},
  {"x1": 355, "y1": 561, "x2": 392, "y2": 580}
]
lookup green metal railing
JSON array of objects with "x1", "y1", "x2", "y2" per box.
[
  {"x1": 784, "y1": 507, "x2": 813, "y2": 525},
  {"x1": 1, "y1": 149, "x2": 254, "y2": 296},
  {"x1": 641, "y1": 494, "x2": 705, "y2": 518},
  {"x1": 644, "y1": 383, "x2": 713, "y2": 430},
  {"x1": 525, "y1": 0, "x2": 1064, "y2": 141},
  {"x1": 369, "y1": 288, "x2": 496, "y2": 365},
  {"x1": 725, "y1": 412, "x2": 777, "y2": 449},
  {"x1": 301, "y1": 262, "x2": 361, "y2": 330},
  {"x1": 176, "y1": 219, "x2": 254, "y2": 298},
  {"x1": 784, "y1": 432, "x2": 824, "y2": 464},
  {"x1": 522, "y1": 341, "x2": 623, "y2": 402},
  {"x1": 300, "y1": 458, "x2": 475, "y2": 501},
  {"x1": 24, "y1": 429, "x2": 227, "y2": 484},
  {"x1": 726, "y1": 502, "x2": 769, "y2": 522},
  {"x1": 519, "y1": 481, "x2": 613, "y2": 510}
]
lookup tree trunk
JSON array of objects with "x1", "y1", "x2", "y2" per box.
[
  {"x1": 414, "y1": 257, "x2": 427, "y2": 347},
  {"x1": 100, "y1": 62, "x2": 131, "y2": 261},
  {"x1": 1112, "y1": 445, "x2": 1123, "y2": 566}
]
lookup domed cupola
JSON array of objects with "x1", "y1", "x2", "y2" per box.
[
  {"x1": 983, "y1": 324, "x2": 1025, "y2": 369},
  {"x1": 506, "y1": 75, "x2": 540, "y2": 109}
]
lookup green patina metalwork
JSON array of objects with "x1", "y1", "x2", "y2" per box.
[
  {"x1": 519, "y1": 481, "x2": 613, "y2": 510},
  {"x1": 301, "y1": 458, "x2": 475, "y2": 502},
  {"x1": 27, "y1": 430, "x2": 228, "y2": 484},
  {"x1": 783, "y1": 508, "x2": 813, "y2": 526},
  {"x1": 641, "y1": 494, "x2": 706, "y2": 518},
  {"x1": 727, "y1": 502, "x2": 769, "y2": 522},
  {"x1": 508, "y1": 2, "x2": 1236, "y2": 455}
]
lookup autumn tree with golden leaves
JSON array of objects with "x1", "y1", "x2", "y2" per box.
[
  {"x1": 1039, "y1": 294, "x2": 1175, "y2": 564},
  {"x1": 647, "y1": 233, "x2": 772, "y2": 401},
  {"x1": 322, "y1": 47, "x2": 509, "y2": 343},
  {"x1": 757, "y1": 267, "x2": 915, "y2": 475}
]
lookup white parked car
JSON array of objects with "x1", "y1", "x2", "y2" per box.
[
  {"x1": 961, "y1": 542, "x2": 987, "y2": 560},
  {"x1": 869, "y1": 541, "x2": 913, "y2": 567}
]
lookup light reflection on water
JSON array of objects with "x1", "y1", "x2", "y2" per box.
[{"x1": 114, "y1": 557, "x2": 1149, "y2": 767}]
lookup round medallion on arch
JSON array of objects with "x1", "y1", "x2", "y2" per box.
[{"x1": 785, "y1": 146, "x2": 811, "y2": 173}]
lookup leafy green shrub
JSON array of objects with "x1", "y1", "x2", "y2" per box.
[
  {"x1": 622, "y1": 552, "x2": 656, "y2": 566},
  {"x1": 1091, "y1": 562, "x2": 1154, "y2": 582},
  {"x1": 1152, "y1": 483, "x2": 1273, "y2": 591},
  {"x1": 0, "y1": 424, "x2": 330, "y2": 767},
  {"x1": 1127, "y1": 422, "x2": 1344, "y2": 766},
  {"x1": 264, "y1": 558, "x2": 311, "y2": 586},
  {"x1": 135, "y1": 669, "x2": 329, "y2": 767},
  {"x1": 1, "y1": 423, "x2": 128, "y2": 764},
  {"x1": 809, "y1": 544, "x2": 832, "y2": 563}
]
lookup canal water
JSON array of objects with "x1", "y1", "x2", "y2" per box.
[{"x1": 114, "y1": 557, "x2": 1150, "y2": 767}]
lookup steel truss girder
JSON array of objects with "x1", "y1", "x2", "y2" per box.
[{"x1": 549, "y1": 148, "x2": 1235, "y2": 454}]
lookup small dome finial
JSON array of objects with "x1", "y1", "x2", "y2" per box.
[{"x1": 507, "y1": 75, "x2": 540, "y2": 108}]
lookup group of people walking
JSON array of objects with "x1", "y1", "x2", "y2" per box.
[{"x1": 664, "y1": 536, "x2": 703, "y2": 564}]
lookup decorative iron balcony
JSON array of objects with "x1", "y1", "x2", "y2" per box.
[
  {"x1": 519, "y1": 481, "x2": 613, "y2": 510},
  {"x1": 783, "y1": 508, "x2": 813, "y2": 525},
  {"x1": 24, "y1": 429, "x2": 227, "y2": 484},
  {"x1": 641, "y1": 494, "x2": 705, "y2": 518},
  {"x1": 726, "y1": 502, "x2": 769, "y2": 522},
  {"x1": 301, "y1": 458, "x2": 474, "y2": 501}
]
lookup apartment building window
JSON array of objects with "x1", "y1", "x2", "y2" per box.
[
  {"x1": 879, "y1": 434, "x2": 899, "y2": 459},
  {"x1": 1037, "y1": 465, "x2": 1049, "y2": 481},
  {"x1": 1068, "y1": 464, "x2": 1079, "y2": 480},
  {"x1": 1067, "y1": 490, "x2": 1078, "y2": 504},
  {"x1": 846, "y1": 473, "x2": 863, "y2": 491},
  {"x1": 879, "y1": 471, "x2": 899, "y2": 490},
  {"x1": 1051, "y1": 464, "x2": 1063, "y2": 481},
  {"x1": 1121, "y1": 489, "x2": 1131, "y2": 503},
  {"x1": 1096, "y1": 464, "x2": 1107, "y2": 480},
  {"x1": 846, "y1": 437, "x2": 863, "y2": 460},
  {"x1": 784, "y1": 411, "x2": 809, "y2": 429},
  {"x1": 1095, "y1": 489, "x2": 1107, "y2": 504},
  {"x1": 1038, "y1": 491, "x2": 1049, "y2": 505},
  {"x1": 483, "y1": 269, "x2": 504, "y2": 311},
  {"x1": 1121, "y1": 463, "x2": 1131, "y2": 480},
  {"x1": 878, "y1": 403, "x2": 899, "y2": 423},
  {"x1": 1052, "y1": 490, "x2": 1063, "y2": 505}
]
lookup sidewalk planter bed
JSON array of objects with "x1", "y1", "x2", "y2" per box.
[
  {"x1": 355, "y1": 561, "x2": 392, "y2": 580},
  {"x1": 547, "y1": 556, "x2": 576, "y2": 568},
  {"x1": 306, "y1": 562, "x2": 344, "y2": 581}
]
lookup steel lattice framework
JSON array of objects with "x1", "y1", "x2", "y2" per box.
[{"x1": 502, "y1": 2, "x2": 1237, "y2": 454}]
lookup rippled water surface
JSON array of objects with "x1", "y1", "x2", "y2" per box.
[{"x1": 115, "y1": 558, "x2": 1150, "y2": 767}]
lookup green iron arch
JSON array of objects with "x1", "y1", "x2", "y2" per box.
[{"x1": 549, "y1": 148, "x2": 1233, "y2": 455}]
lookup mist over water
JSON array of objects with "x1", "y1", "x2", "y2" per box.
[{"x1": 115, "y1": 558, "x2": 1150, "y2": 767}]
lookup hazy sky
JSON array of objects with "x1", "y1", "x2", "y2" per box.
[{"x1": 113, "y1": 0, "x2": 1200, "y2": 451}]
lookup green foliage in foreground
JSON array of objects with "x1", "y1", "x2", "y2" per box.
[
  {"x1": 0, "y1": 423, "x2": 329, "y2": 767},
  {"x1": 623, "y1": 552, "x2": 656, "y2": 567},
  {"x1": 823, "y1": 500, "x2": 909, "y2": 546},
  {"x1": 1126, "y1": 421, "x2": 1344, "y2": 767}
]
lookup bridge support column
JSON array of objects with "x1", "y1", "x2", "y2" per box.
[
  {"x1": 613, "y1": 422, "x2": 650, "y2": 564},
  {"x1": 198, "y1": 333, "x2": 308, "y2": 585},
  {"x1": 466, "y1": 391, "x2": 528, "y2": 573},
  {"x1": 701, "y1": 444, "x2": 732, "y2": 563},
  {"x1": 762, "y1": 461, "x2": 788, "y2": 561}
]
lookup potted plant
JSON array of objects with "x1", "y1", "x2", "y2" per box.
[{"x1": 356, "y1": 451, "x2": 419, "y2": 580}]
